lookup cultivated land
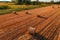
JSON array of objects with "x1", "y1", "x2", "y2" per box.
[
  {"x1": 0, "y1": 5, "x2": 60, "y2": 40},
  {"x1": 0, "y1": 2, "x2": 49, "y2": 15}
]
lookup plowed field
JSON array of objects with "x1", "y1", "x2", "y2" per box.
[{"x1": 0, "y1": 5, "x2": 60, "y2": 40}]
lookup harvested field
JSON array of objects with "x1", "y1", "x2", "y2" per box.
[{"x1": 0, "y1": 5, "x2": 60, "y2": 40}]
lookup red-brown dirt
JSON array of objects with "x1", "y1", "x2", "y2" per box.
[{"x1": 0, "y1": 5, "x2": 60, "y2": 40}]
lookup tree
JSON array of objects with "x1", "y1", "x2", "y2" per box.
[
  {"x1": 23, "y1": 0, "x2": 31, "y2": 4},
  {"x1": 15, "y1": 0, "x2": 31, "y2": 5},
  {"x1": 23, "y1": 0, "x2": 26, "y2": 3},
  {"x1": 15, "y1": 0, "x2": 23, "y2": 4},
  {"x1": 37, "y1": 0, "x2": 39, "y2": 4},
  {"x1": 32, "y1": 0, "x2": 39, "y2": 5},
  {"x1": 32, "y1": 1, "x2": 37, "y2": 5},
  {"x1": 51, "y1": 0, "x2": 54, "y2": 4}
]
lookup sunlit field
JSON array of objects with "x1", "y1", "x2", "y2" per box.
[
  {"x1": 0, "y1": 1, "x2": 60, "y2": 40},
  {"x1": 0, "y1": 2, "x2": 49, "y2": 15}
]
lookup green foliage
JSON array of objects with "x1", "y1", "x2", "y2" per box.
[
  {"x1": 54, "y1": 1, "x2": 60, "y2": 4},
  {"x1": 0, "y1": 4, "x2": 49, "y2": 15},
  {"x1": 25, "y1": 1, "x2": 31, "y2": 5},
  {"x1": 50, "y1": 0, "x2": 54, "y2": 4},
  {"x1": 32, "y1": 1, "x2": 37, "y2": 5},
  {"x1": 0, "y1": 5, "x2": 10, "y2": 10},
  {"x1": 15, "y1": 0, "x2": 40, "y2": 5},
  {"x1": 15, "y1": 0, "x2": 23, "y2": 4},
  {"x1": 15, "y1": 0, "x2": 60, "y2": 5}
]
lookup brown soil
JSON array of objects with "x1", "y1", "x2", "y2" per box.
[{"x1": 0, "y1": 5, "x2": 60, "y2": 40}]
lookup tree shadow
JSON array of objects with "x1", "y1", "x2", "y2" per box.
[{"x1": 29, "y1": 33, "x2": 47, "y2": 40}]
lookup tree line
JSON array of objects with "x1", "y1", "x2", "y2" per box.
[
  {"x1": 13, "y1": 0, "x2": 60, "y2": 5},
  {"x1": 14, "y1": 0, "x2": 39, "y2": 5}
]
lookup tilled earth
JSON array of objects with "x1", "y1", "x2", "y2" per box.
[{"x1": 0, "y1": 5, "x2": 60, "y2": 40}]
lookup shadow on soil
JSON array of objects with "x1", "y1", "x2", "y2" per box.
[{"x1": 29, "y1": 33, "x2": 47, "y2": 40}]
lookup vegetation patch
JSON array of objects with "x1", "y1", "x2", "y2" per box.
[
  {"x1": 0, "y1": 2, "x2": 50, "y2": 15},
  {"x1": 0, "y1": 5, "x2": 10, "y2": 10}
]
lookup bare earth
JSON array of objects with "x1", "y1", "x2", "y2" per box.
[{"x1": 0, "y1": 5, "x2": 60, "y2": 40}]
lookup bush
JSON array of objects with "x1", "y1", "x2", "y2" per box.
[
  {"x1": 25, "y1": 1, "x2": 31, "y2": 5},
  {"x1": 0, "y1": 5, "x2": 10, "y2": 10}
]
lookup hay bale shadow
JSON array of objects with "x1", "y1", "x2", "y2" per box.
[
  {"x1": 29, "y1": 33, "x2": 47, "y2": 40},
  {"x1": 37, "y1": 15, "x2": 48, "y2": 19}
]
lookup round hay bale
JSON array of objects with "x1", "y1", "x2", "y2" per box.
[
  {"x1": 58, "y1": 7, "x2": 60, "y2": 8},
  {"x1": 25, "y1": 12, "x2": 29, "y2": 14},
  {"x1": 25, "y1": 12, "x2": 31, "y2": 15},
  {"x1": 13, "y1": 11, "x2": 16, "y2": 14},
  {"x1": 13, "y1": 11, "x2": 18, "y2": 15},
  {"x1": 52, "y1": 6, "x2": 54, "y2": 8},
  {"x1": 28, "y1": 27, "x2": 36, "y2": 34},
  {"x1": 37, "y1": 15, "x2": 40, "y2": 18}
]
